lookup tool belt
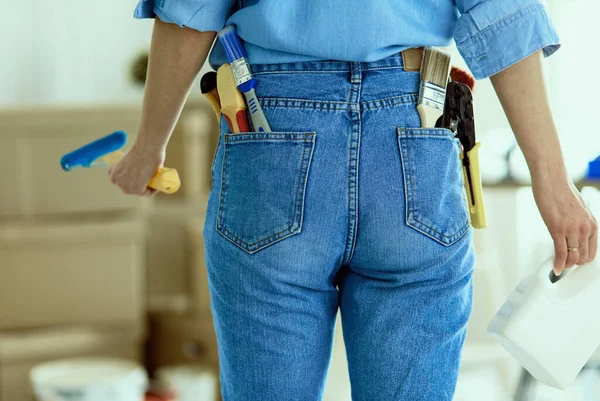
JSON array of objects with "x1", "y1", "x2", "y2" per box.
[
  {"x1": 401, "y1": 46, "x2": 487, "y2": 229},
  {"x1": 401, "y1": 47, "x2": 426, "y2": 72}
]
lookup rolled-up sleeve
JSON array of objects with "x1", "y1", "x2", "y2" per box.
[
  {"x1": 453, "y1": 0, "x2": 560, "y2": 79},
  {"x1": 134, "y1": 0, "x2": 235, "y2": 32}
]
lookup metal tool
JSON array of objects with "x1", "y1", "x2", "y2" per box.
[{"x1": 436, "y1": 81, "x2": 486, "y2": 228}]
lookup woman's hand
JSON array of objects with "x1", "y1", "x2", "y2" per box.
[
  {"x1": 490, "y1": 50, "x2": 598, "y2": 275},
  {"x1": 532, "y1": 176, "x2": 598, "y2": 275},
  {"x1": 108, "y1": 142, "x2": 165, "y2": 197},
  {"x1": 108, "y1": 18, "x2": 215, "y2": 196}
]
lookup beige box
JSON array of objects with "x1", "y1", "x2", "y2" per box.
[
  {"x1": 0, "y1": 212, "x2": 146, "y2": 330},
  {"x1": 161, "y1": 100, "x2": 219, "y2": 207},
  {"x1": 0, "y1": 323, "x2": 145, "y2": 401},
  {"x1": 0, "y1": 107, "x2": 147, "y2": 217},
  {"x1": 145, "y1": 201, "x2": 208, "y2": 313},
  {"x1": 147, "y1": 311, "x2": 219, "y2": 374}
]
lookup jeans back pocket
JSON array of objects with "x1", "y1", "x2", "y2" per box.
[
  {"x1": 397, "y1": 127, "x2": 470, "y2": 246},
  {"x1": 216, "y1": 131, "x2": 316, "y2": 254}
]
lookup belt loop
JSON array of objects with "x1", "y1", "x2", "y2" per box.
[
  {"x1": 350, "y1": 62, "x2": 361, "y2": 84},
  {"x1": 401, "y1": 47, "x2": 424, "y2": 72}
]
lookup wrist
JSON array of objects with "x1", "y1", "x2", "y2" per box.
[
  {"x1": 132, "y1": 137, "x2": 166, "y2": 162},
  {"x1": 133, "y1": 131, "x2": 167, "y2": 155},
  {"x1": 530, "y1": 162, "x2": 570, "y2": 187}
]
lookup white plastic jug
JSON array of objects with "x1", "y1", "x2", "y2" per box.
[{"x1": 487, "y1": 254, "x2": 600, "y2": 389}]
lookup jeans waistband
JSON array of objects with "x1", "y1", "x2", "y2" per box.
[{"x1": 249, "y1": 51, "x2": 408, "y2": 75}]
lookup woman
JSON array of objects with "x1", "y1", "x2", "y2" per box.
[{"x1": 110, "y1": 1, "x2": 598, "y2": 399}]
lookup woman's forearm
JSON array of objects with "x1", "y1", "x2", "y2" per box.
[
  {"x1": 135, "y1": 17, "x2": 216, "y2": 154},
  {"x1": 490, "y1": 50, "x2": 598, "y2": 271},
  {"x1": 489, "y1": 50, "x2": 568, "y2": 184}
]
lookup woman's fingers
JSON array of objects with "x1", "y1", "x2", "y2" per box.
[
  {"x1": 553, "y1": 235, "x2": 568, "y2": 275},
  {"x1": 565, "y1": 235, "x2": 580, "y2": 269},
  {"x1": 577, "y1": 222, "x2": 591, "y2": 264},
  {"x1": 577, "y1": 240, "x2": 589, "y2": 266},
  {"x1": 590, "y1": 229, "x2": 599, "y2": 263},
  {"x1": 143, "y1": 188, "x2": 158, "y2": 197}
]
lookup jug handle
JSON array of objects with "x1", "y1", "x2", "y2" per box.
[
  {"x1": 536, "y1": 253, "x2": 567, "y2": 286},
  {"x1": 536, "y1": 252, "x2": 600, "y2": 303}
]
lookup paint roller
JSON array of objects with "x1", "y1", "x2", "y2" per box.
[{"x1": 60, "y1": 131, "x2": 180, "y2": 194}]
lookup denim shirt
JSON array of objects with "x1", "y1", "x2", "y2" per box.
[{"x1": 133, "y1": 0, "x2": 560, "y2": 79}]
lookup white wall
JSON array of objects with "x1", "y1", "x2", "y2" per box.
[
  {"x1": 546, "y1": 0, "x2": 600, "y2": 166},
  {"x1": 1, "y1": 0, "x2": 154, "y2": 106},
  {"x1": 2, "y1": 0, "x2": 598, "y2": 165}
]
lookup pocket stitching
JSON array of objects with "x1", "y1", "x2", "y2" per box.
[
  {"x1": 216, "y1": 132, "x2": 315, "y2": 252},
  {"x1": 396, "y1": 127, "x2": 470, "y2": 246},
  {"x1": 210, "y1": 132, "x2": 222, "y2": 181}
]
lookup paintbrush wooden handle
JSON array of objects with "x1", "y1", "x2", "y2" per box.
[
  {"x1": 100, "y1": 150, "x2": 181, "y2": 194},
  {"x1": 417, "y1": 104, "x2": 443, "y2": 128}
]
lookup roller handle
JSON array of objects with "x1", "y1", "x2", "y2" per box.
[{"x1": 101, "y1": 151, "x2": 181, "y2": 195}]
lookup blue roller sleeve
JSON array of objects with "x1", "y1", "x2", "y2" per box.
[
  {"x1": 218, "y1": 25, "x2": 248, "y2": 63},
  {"x1": 60, "y1": 131, "x2": 127, "y2": 171}
]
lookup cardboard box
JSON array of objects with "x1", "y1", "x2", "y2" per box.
[
  {"x1": 147, "y1": 311, "x2": 219, "y2": 374},
  {"x1": 0, "y1": 323, "x2": 145, "y2": 401},
  {"x1": 0, "y1": 212, "x2": 146, "y2": 330},
  {"x1": 145, "y1": 201, "x2": 207, "y2": 313},
  {"x1": 0, "y1": 101, "x2": 216, "y2": 218},
  {"x1": 162, "y1": 101, "x2": 218, "y2": 206},
  {"x1": 0, "y1": 107, "x2": 148, "y2": 217}
]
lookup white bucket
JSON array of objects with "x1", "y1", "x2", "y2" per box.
[
  {"x1": 156, "y1": 364, "x2": 217, "y2": 401},
  {"x1": 30, "y1": 357, "x2": 148, "y2": 401}
]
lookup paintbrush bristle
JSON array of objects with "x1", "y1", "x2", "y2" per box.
[{"x1": 421, "y1": 47, "x2": 452, "y2": 88}]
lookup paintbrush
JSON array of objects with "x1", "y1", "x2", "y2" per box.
[
  {"x1": 418, "y1": 47, "x2": 452, "y2": 127},
  {"x1": 218, "y1": 25, "x2": 271, "y2": 132}
]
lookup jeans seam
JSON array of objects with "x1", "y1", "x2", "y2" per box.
[
  {"x1": 252, "y1": 70, "x2": 349, "y2": 76},
  {"x1": 258, "y1": 97, "x2": 350, "y2": 111},
  {"x1": 344, "y1": 79, "x2": 362, "y2": 265},
  {"x1": 361, "y1": 65, "x2": 406, "y2": 72},
  {"x1": 225, "y1": 134, "x2": 311, "y2": 143},
  {"x1": 256, "y1": 94, "x2": 419, "y2": 111},
  {"x1": 361, "y1": 94, "x2": 419, "y2": 111}
]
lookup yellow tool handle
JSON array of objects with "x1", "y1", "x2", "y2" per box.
[
  {"x1": 205, "y1": 88, "x2": 222, "y2": 121},
  {"x1": 147, "y1": 168, "x2": 181, "y2": 194},
  {"x1": 461, "y1": 142, "x2": 486, "y2": 229},
  {"x1": 217, "y1": 63, "x2": 250, "y2": 133},
  {"x1": 221, "y1": 106, "x2": 248, "y2": 133},
  {"x1": 100, "y1": 150, "x2": 181, "y2": 195}
]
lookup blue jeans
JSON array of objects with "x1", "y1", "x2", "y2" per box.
[{"x1": 202, "y1": 52, "x2": 475, "y2": 401}]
